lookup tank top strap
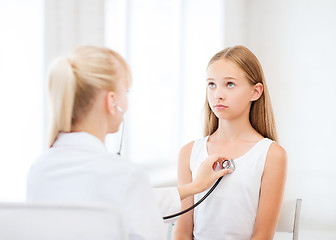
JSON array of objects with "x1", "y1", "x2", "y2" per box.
[
  {"x1": 189, "y1": 137, "x2": 274, "y2": 175},
  {"x1": 247, "y1": 138, "x2": 274, "y2": 171},
  {"x1": 257, "y1": 138, "x2": 274, "y2": 158}
]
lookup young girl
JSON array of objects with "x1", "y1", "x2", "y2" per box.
[{"x1": 174, "y1": 46, "x2": 287, "y2": 240}]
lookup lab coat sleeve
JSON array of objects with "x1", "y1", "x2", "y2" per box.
[
  {"x1": 121, "y1": 169, "x2": 166, "y2": 240},
  {"x1": 152, "y1": 187, "x2": 181, "y2": 223}
]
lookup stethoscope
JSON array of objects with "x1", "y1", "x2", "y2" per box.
[
  {"x1": 114, "y1": 104, "x2": 124, "y2": 156},
  {"x1": 117, "y1": 122, "x2": 124, "y2": 156},
  {"x1": 163, "y1": 159, "x2": 235, "y2": 220},
  {"x1": 114, "y1": 103, "x2": 236, "y2": 220}
]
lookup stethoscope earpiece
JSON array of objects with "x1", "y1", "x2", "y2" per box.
[{"x1": 115, "y1": 105, "x2": 124, "y2": 113}]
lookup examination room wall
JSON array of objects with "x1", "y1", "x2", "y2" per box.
[{"x1": 0, "y1": 0, "x2": 44, "y2": 201}]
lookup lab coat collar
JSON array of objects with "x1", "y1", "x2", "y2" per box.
[{"x1": 53, "y1": 132, "x2": 107, "y2": 152}]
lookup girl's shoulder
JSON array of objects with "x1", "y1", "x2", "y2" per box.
[
  {"x1": 179, "y1": 141, "x2": 195, "y2": 160},
  {"x1": 266, "y1": 141, "x2": 287, "y2": 167}
]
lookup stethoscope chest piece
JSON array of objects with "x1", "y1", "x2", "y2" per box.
[{"x1": 222, "y1": 159, "x2": 236, "y2": 172}]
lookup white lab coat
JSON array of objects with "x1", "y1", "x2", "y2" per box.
[{"x1": 26, "y1": 132, "x2": 181, "y2": 240}]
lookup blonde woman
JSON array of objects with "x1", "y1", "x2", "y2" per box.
[
  {"x1": 26, "y1": 46, "x2": 231, "y2": 240},
  {"x1": 174, "y1": 46, "x2": 287, "y2": 240}
]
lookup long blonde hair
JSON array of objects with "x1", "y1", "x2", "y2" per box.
[
  {"x1": 204, "y1": 45, "x2": 278, "y2": 141},
  {"x1": 47, "y1": 45, "x2": 131, "y2": 147}
]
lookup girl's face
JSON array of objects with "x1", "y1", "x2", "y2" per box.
[{"x1": 206, "y1": 59, "x2": 260, "y2": 121}]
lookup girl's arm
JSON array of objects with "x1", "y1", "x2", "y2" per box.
[
  {"x1": 173, "y1": 142, "x2": 195, "y2": 240},
  {"x1": 252, "y1": 143, "x2": 287, "y2": 240}
]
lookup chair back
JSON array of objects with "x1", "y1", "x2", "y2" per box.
[
  {"x1": 276, "y1": 199, "x2": 302, "y2": 240},
  {"x1": 0, "y1": 202, "x2": 128, "y2": 240}
]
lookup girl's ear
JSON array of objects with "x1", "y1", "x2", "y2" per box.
[{"x1": 251, "y1": 83, "x2": 263, "y2": 101}]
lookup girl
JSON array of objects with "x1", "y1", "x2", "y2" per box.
[
  {"x1": 26, "y1": 45, "x2": 231, "y2": 240},
  {"x1": 174, "y1": 46, "x2": 287, "y2": 240}
]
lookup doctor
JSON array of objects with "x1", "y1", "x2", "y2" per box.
[{"x1": 26, "y1": 45, "x2": 231, "y2": 239}]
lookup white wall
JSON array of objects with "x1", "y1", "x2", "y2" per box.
[
  {"x1": 234, "y1": 0, "x2": 336, "y2": 238},
  {"x1": 0, "y1": 0, "x2": 44, "y2": 201}
]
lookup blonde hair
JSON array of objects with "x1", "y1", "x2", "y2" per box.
[
  {"x1": 47, "y1": 45, "x2": 131, "y2": 147},
  {"x1": 204, "y1": 45, "x2": 278, "y2": 141}
]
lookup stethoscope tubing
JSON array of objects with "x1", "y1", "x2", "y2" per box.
[
  {"x1": 163, "y1": 176, "x2": 223, "y2": 220},
  {"x1": 163, "y1": 159, "x2": 235, "y2": 220}
]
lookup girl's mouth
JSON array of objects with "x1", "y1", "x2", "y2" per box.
[{"x1": 214, "y1": 104, "x2": 228, "y2": 110}]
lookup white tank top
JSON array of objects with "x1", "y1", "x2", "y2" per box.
[{"x1": 190, "y1": 136, "x2": 274, "y2": 240}]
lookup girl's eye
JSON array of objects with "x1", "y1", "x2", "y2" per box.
[
  {"x1": 227, "y1": 82, "x2": 235, "y2": 88},
  {"x1": 208, "y1": 82, "x2": 216, "y2": 88}
]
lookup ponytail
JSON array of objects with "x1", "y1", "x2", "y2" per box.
[{"x1": 47, "y1": 57, "x2": 76, "y2": 147}]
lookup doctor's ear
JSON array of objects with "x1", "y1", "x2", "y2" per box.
[
  {"x1": 106, "y1": 91, "x2": 117, "y2": 114},
  {"x1": 251, "y1": 83, "x2": 263, "y2": 101}
]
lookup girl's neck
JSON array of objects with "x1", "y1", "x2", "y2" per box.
[{"x1": 212, "y1": 117, "x2": 257, "y2": 142}]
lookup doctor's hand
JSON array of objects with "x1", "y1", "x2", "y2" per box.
[
  {"x1": 193, "y1": 154, "x2": 232, "y2": 192},
  {"x1": 177, "y1": 154, "x2": 232, "y2": 200}
]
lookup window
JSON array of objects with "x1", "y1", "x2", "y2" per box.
[{"x1": 105, "y1": 0, "x2": 225, "y2": 185}]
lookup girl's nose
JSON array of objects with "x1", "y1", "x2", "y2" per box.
[{"x1": 214, "y1": 87, "x2": 225, "y2": 100}]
